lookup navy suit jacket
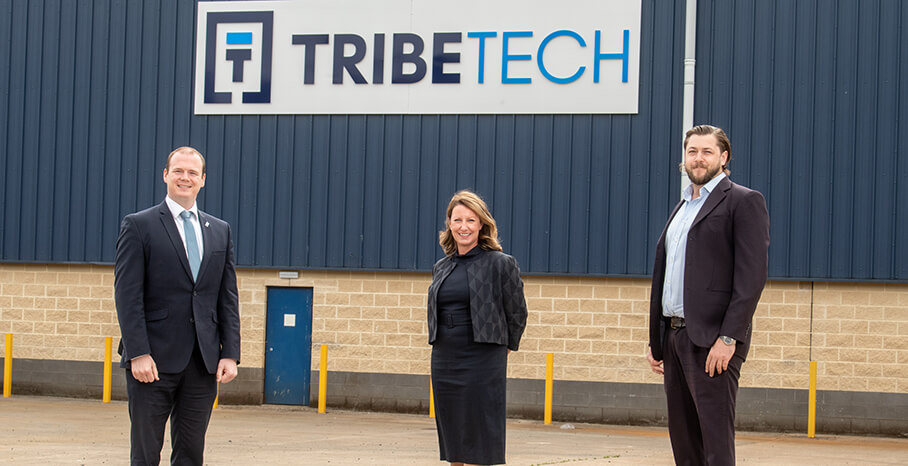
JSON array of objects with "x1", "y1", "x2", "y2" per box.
[
  {"x1": 115, "y1": 201, "x2": 240, "y2": 374},
  {"x1": 649, "y1": 177, "x2": 770, "y2": 361}
]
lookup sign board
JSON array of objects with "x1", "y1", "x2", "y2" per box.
[{"x1": 195, "y1": 0, "x2": 642, "y2": 114}]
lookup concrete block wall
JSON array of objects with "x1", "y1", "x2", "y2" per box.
[
  {"x1": 2, "y1": 263, "x2": 907, "y2": 396},
  {"x1": 745, "y1": 281, "x2": 908, "y2": 393},
  {"x1": 0, "y1": 264, "x2": 118, "y2": 362}
]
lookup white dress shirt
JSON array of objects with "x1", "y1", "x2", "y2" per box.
[{"x1": 164, "y1": 196, "x2": 204, "y2": 261}]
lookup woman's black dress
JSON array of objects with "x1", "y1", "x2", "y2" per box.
[{"x1": 431, "y1": 246, "x2": 508, "y2": 465}]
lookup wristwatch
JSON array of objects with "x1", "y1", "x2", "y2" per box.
[{"x1": 719, "y1": 335, "x2": 736, "y2": 345}]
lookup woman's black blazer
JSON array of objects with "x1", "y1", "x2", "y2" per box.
[{"x1": 427, "y1": 249, "x2": 528, "y2": 351}]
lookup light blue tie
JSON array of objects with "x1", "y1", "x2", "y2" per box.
[{"x1": 180, "y1": 210, "x2": 201, "y2": 281}]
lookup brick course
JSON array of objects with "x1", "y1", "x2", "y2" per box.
[{"x1": 1, "y1": 264, "x2": 907, "y2": 393}]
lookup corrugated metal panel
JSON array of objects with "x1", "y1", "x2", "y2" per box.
[
  {"x1": 0, "y1": 0, "x2": 687, "y2": 276},
  {"x1": 7, "y1": 0, "x2": 905, "y2": 280},
  {"x1": 695, "y1": 0, "x2": 908, "y2": 280}
]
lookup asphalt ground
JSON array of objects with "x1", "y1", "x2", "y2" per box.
[{"x1": 1, "y1": 396, "x2": 906, "y2": 465}]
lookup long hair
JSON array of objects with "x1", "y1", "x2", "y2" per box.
[{"x1": 438, "y1": 190, "x2": 502, "y2": 256}]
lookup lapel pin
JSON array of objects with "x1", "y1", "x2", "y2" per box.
[{"x1": 205, "y1": 221, "x2": 210, "y2": 228}]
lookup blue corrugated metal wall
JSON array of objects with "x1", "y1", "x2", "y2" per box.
[
  {"x1": 1, "y1": 0, "x2": 905, "y2": 280},
  {"x1": 695, "y1": 0, "x2": 908, "y2": 281}
]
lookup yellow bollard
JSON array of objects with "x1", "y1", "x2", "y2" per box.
[
  {"x1": 544, "y1": 352, "x2": 554, "y2": 425},
  {"x1": 213, "y1": 383, "x2": 219, "y2": 409},
  {"x1": 429, "y1": 378, "x2": 435, "y2": 418},
  {"x1": 103, "y1": 337, "x2": 112, "y2": 403},
  {"x1": 318, "y1": 344, "x2": 328, "y2": 413},
  {"x1": 808, "y1": 360, "x2": 817, "y2": 438},
  {"x1": 3, "y1": 333, "x2": 12, "y2": 398}
]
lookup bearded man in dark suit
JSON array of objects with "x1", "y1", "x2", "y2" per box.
[
  {"x1": 115, "y1": 146, "x2": 241, "y2": 465},
  {"x1": 647, "y1": 125, "x2": 770, "y2": 465}
]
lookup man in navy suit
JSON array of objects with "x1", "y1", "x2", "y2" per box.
[
  {"x1": 647, "y1": 125, "x2": 770, "y2": 465},
  {"x1": 115, "y1": 146, "x2": 241, "y2": 465}
]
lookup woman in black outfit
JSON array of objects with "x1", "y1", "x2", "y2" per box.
[{"x1": 427, "y1": 190, "x2": 528, "y2": 466}]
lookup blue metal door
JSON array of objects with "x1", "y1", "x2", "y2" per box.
[{"x1": 264, "y1": 287, "x2": 313, "y2": 405}]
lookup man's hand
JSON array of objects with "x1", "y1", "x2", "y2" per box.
[
  {"x1": 216, "y1": 358, "x2": 238, "y2": 384},
  {"x1": 706, "y1": 338, "x2": 735, "y2": 377},
  {"x1": 646, "y1": 347, "x2": 664, "y2": 375},
  {"x1": 130, "y1": 354, "x2": 159, "y2": 383}
]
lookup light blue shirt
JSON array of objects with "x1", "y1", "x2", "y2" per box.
[{"x1": 661, "y1": 173, "x2": 726, "y2": 318}]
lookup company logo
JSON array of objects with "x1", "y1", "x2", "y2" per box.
[
  {"x1": 203, "y1": 11, "x2": 273, "y2": 104},
  {"x1": 195, "y1": 1, "x2": 642, "y2": 114},
  {"x1": 287, "y1": 29, "x2": 629, "y2": 86}
]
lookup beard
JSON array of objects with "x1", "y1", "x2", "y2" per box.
[{"x1": 685, "y1": 162, "x2": 723, "y2": 186}]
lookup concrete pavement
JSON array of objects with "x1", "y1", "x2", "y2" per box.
[{"x1": 1, "y1": 396, "x2": 906, "y2": 465}]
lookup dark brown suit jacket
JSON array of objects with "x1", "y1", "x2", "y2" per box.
[{"x1": 649, "y1": 176, "x2": 770, "y2": 361}]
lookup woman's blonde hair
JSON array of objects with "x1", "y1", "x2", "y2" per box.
[{"x1": 438, "y1": 190, "x2": 502, "y2": 256}]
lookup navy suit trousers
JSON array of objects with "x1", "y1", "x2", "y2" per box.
[{"x1": 125, "y1": 344, "x2": 216, "y2": 466}]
